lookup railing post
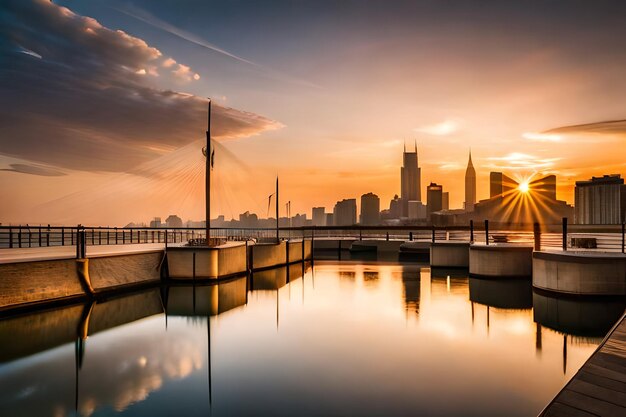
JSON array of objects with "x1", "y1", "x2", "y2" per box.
[
  {"x1": 61, "y1": 228, "x2": 65, "y2": 246},
  {"x1": 533, "y1": 222, "x2": 541, "y2": 252},
  {"x1": 98, "y1": 227, "x2": 102, "y2": 245},
  {"x1": 9, "y1": 227, "x2": 13, "y2": 248},
  {"x1": 46, "y1": 224, "x2": 50, "y2": 247},
  {"x1": 386, "y1": 231, "x2": 389, "y2": 241},
  {"x1": 562, "y1": 217, "x2": 568, "y2": 252},
  {"x1": 107, "y1": 229, "x2": 110, "y2": 245},
  {"x1": 432, "y1": 226, "x2": 435, "y2": 243},
  {"x1": 359, "y1": 228, "x2": 362, "y2": 241},
  {"x1": 18, "y1": 226, "x2": 22, "y2": 248},
  {"x1": 484, "y1": 220, "x2": 489, "y2": 246},
  {"x1": 409, "y1": 231, "x2": 413, "y2": 241},
  {"x1": 91, "y1": 228, "x2": 95, "y2": 245},
  {"x1": 470, "y1": 220, "x2": 474, "y2": 244},
  {"x1": 38, "y1": 225, "x2": 42, "y2": 247}
]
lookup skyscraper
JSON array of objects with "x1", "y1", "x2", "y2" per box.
[
  {"x1": 312, "y1": 207, "x2": 326, "y2": 226},
  {"x1": 427, "y1": 182, "x2": 443, "y2": 217},
  {"x1": 400, "y1": 141, "x2": 421, "y2": 216},
  {"x1": 464, "y1": 151, "x2": 476, "y2": 211},
  {"x1": 333, "y1": 198, "x2": 357, "y2": 226},
  {"x1": 360, "y1": 192, "x2": 380, "y2": 225},
  {"x1": 575, "y1": 174, "x2": 626, "y2": 224}
]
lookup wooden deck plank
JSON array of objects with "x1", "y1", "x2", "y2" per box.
[
  {"x1": 555, "y1": 390, "x2": 625, "y2": 416},
  {"x1": 540, "y1": 314, "x2": 626, "y2": 416}
]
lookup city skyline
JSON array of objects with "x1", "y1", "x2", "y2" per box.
[{"x1": 2, "y1": 0, "x2": 626, "y2": 225}]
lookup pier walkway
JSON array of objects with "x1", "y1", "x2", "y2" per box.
[
  {"x1": 541, "y1": 313, "x2": 626, "y2": 416},
  {"x1": 0, "y1": 243, "x2": 166, "y2": 264}
]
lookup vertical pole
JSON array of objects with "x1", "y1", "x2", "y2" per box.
[
  {"x1": 533, "y1": 222, "x2": 541, "y2": 251},
  {"x1": 206, "y1": 99, "x2": 212, "y2": 246},
  {"x1": 46, "y1": 224, "x2": 50, "y2": 247},
  {"x1": 62, "y1": 227, "x2": 65, "y2": 246},
  {"x1": 432, "y1": 226, "x2": 435, "y2": 243},
  {"x1": 359, "y1": 228, "x2": 362, "y2": 241},
  {"x1": 9, "y1": 227, "x2": 13, "y2": 249},
  {"x1": 276, "y1": 176, "x2": 280, "y2": 243},
  {"x1": 470, "y1": 220, "x2": 474, "y2": 243},
  {"x1": 622, "y1": 222, "x2": 625, "y2": 254},
  {"x1": 38, "y1": 226, "x2": 42, "y2": 247},
  {"x1": 19, "y1": 226, "x2": 22, "y2": 248},
  {"x1": 409, "y1": 231, "x2": 413, "y2": 241},
  {"x1": 562, "y1": 217, "x2": 568, "y2": 252},
  {"x1": 485, "y1": 220, "x2": 489, "y2": 246},
  {"x1": 386, "y1": 231, "x2": 389, "y2": 241}
]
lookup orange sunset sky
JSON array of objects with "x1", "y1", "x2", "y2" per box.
[{"x1": 1, "y1": 0, "x2": 625, "y2": 225}]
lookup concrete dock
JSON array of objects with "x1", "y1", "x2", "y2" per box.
[{"x1": 540, "y1": 313, "x2": 626, "y2": 416}]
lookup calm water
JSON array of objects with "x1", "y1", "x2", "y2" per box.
[{"x1": 1, "y1": 262, "x2": 624, "y2": 417}]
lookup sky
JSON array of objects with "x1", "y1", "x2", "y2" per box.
[{"x1": 1, "y1": 0, "x2": 626, "y2": 225}]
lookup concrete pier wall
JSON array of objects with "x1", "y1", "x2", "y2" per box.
[
  {"x1": 250, "y1": 242, "x2": 287, "y2": 270},
  {"x1": 89, "y1": 252, "x2": 162, "y2": 292},
  {"x1": 167, "y1": 243, "x2": 247, "y2": 279},
  {"x1": 533, "y1": 252, "x2": 626, "y2": 295},
  {"x1": 0, "y1": 259, "x2": 85, "y2": 311},
  {"x1": 469, "y1": 244, "x2": 533, "y2": 278},
  {"x1": 0, "y1": 251, "x2": 165, "y2": 312},
  {"x1": 430, "y1": 242, "x2": 470, "y2": 268}
]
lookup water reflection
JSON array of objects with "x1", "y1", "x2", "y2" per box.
[{"x1": 0, "y1": 262, "x2": 623, "y2": 417}]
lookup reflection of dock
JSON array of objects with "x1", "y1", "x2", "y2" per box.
[
  {"x1": 540, "y1": 313, "x2": 626, "y2": 416},
  {"x1": 469, "y1": 278, "x2": 532, "y2": 310}
]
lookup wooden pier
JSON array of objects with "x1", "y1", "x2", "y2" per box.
[{"x1": 540, "y1": 313, "x2": 626, "y2": 416}]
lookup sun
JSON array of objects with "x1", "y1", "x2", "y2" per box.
[{"x1": 518, "y1": 182, "x2": 530, "y2": 193}]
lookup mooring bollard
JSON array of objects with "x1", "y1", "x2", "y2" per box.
[
  {"x1": 485, "y1": 220, "x2": 489, "y2": 245},
  {"x1": 470, "y1": 220, "x2": 474, "y2": 243},
  {"x1": 562, "y1": 217, "x2": 568, "y2": 252},
  {"x1": 533, "y1": 222, "x2": 541, "y2": 251}
]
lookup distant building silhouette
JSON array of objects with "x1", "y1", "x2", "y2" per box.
[
  {"x1": 400, "y1": 142, "x2": 421, "y2": 216},
  {"x1": 389, "y1": 194, "x2": 402, "y2": 219},
  {"x1": 442, "y1": 192, "x2": 449, "y2": 210},
  {"x1": 312, "y1": 207, "x2": 326, "y2": 226},
  {"x1": 427, "y1": 183, "x2": 443, "y2": 217},
  {"x1": 464, "y1": 151, "x2": 476, "y2": 211},
  {"x1": 239, "y1": 211, "x2": 259, "y2": 228},
  {"x1": 360, "y1": 192, "x2": 380, "y2": 225},
  {"x1": 165, "y1": 214, "x2": 183, "y2": 228},
  {"x1": 333, "y1": 198, "x2": 357, "y2": 225},
  {"x1": 325, "y1": 213, "x2": 334, "y2": 226},
  {"x1": 575, "y1": 174, "x2": 626, "y2": 224},
  {"x1": 150, "y1": 217, "x2": 162, "y2": 228},
  {"x1": 408, "y1": 200, "x2": 427, "y2": 220}
]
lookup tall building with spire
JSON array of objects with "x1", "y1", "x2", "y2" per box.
[
  {"x1": 400, "y1": 141, "x2": 421, "y2": 216},
  {"x1": 464, "y1": 150, "x2": 476, "y2": 211}
]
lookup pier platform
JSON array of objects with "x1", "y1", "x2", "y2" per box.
[{"x1": 540, "y1": 313, "x2": 626, "y2": 416}]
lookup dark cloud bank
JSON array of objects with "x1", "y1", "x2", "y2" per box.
[{"x1": 0, "y1": 0, "x2": 282, "y2": 173}]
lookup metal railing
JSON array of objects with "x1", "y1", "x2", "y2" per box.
[{"x1": 0, "y1": 220, "x2": 624, "y2": 256}]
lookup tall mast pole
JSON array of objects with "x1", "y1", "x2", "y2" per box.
[
  {"x1": 276, "y1": 176, "x2": 279, "y2": 243},
  {"x1": 206, "y1": 99, "x2": 211, "y2": 244}
]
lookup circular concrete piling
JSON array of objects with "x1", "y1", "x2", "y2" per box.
[
  {"x1": 533, "y1": 251, "x2": 626, "y2": 296},
  {"x1": 469, "y1": 244, "x2": 533, "y2": 278},
  {"x1": 430, "y1": 242, "x2": 470, "y2": 268}
]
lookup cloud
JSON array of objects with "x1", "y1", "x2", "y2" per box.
[
  {"x1": 485, "y1": 153, "x2": 561, "y2": 171},
  {"x1": 0, "y1": 163, "x2": 66, "y2": 176},
  {"x1": 545, "y1": 119, "x2": 626, "y2": 136},
  {"x1": 414, "y1": 119, "x2": 459, "y2": 136},
  {"x1": 0, "y1": 0, "x2": 283, "y2": 173},
  {"x1": 522, "y1": 132, "x2": 561, "y2": 142}
]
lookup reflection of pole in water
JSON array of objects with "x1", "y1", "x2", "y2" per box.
[
  {"x1": 75, "y1": 301, "x2": 94, "y2": 415},
  {"x1": 535, "y1": 323, "x2": 542, "y2": 355},
  {"x1": 207, "y1": 315, "x2": 212, "y2": 410},
  {"x1": 563, "y1": 334, "x2": 567, "y2": 375}
]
